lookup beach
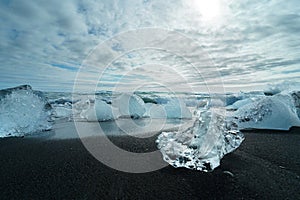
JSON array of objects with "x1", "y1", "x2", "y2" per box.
[
  {"x1": 2, "y1": 0, "x2": 300, "y2": 199},
  {"x1": 0, "y1": 121, "x2": 299, "y2": 200}
]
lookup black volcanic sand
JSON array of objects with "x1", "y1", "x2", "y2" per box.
[{"x1": 0, "y1": 127, "x2": 300, "y2": 199}]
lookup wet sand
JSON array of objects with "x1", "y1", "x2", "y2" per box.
[{"x1": 0, "y1": 123, "x2": 299, "y2": 199}]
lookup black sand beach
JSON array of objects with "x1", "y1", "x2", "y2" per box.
[{"x1": 0, "y1": 125, "x2": 299, "y2": 199}]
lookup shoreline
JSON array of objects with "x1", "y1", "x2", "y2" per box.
[{"x1": 0, "y1": 124, "x2": 299, "y2": 199}]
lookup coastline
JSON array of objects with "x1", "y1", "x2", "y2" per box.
[{"x1": 0, "y1": 123, "x2": 299, "y2": 199}]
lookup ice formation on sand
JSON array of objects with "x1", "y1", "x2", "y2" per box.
[
  {"x1": 0, "y1": 85, "x2": 53, "y2": 137},
  {"x1": 291, "y1": 91, "x2": 300, "y2": 118},
  {"x1": 54, "y1": 107, "x2": 72, "y2": 119},
  {"x1": 157, "y1": 107, "x2": 244, "y2": 172},
  {"x1": 164, "y1": 99, "x2": 192, "y2": 119},
  {"x1": 144, "y1": 103, "x2": 166, "y2": 118},
  {"x1": 113, "y1": 93, "x2": 146, "y2": 118},
  {"x1": 233, "y1": 94, "x2": 300, "y2": 130},
  {"x1": 80, "y1": 99, "x2": 117, "y2": 122},
  {"x1": 144, "y1": 99, "x2": 192, "y2": 119},
  {"x1": 156, "y1": 88, "x2": 300, "y2": 172}
]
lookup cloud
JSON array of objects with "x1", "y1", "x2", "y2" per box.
[{"x1": 0, "y1": 0, "x2": 300, "y2": 92}]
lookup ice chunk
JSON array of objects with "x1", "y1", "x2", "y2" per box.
[
  {"x1": 54, "y1": 107, "x2": 72, "y2": 119},
  {"x1": 0, "y1": 87, "x2": 53, "y2": 137},
  {"x1": 157, "y1": 108, "x2": 244, "y2": 172},
  {"x1": 164, "y1": 99, "x2": 192, "y2": 119},
  {"x1": 233, "y1": 94, "x2": 300, "y2": 130},
  {"x1": 207, "y1": 98, "x2": 225, "y2": 108},
  {"x1": 144, "y1": 99, "x2": 192, "y2": 119},
  {"x1": 144, "y1": 103, "x2": 166, "y2": 118},
  {"x1": 49, "y1": 97, "x2": 77, "y2": 105},
  {"x1": 81, "y1": 99, "x2": 117, "y2": 121},
  {"x1": 154, "y1": 97, "x2": 169, "y2": 104},
  {"x1": 73, "y1": 98, "x2": 91, "y2": 116},
  {"x1": 184, "y1": 99, "x2": 198, "y2": 107},
  {"x1": 226, "y1": 97, "x2": 258, "y2": 110},
  {"x1": 291, "y1": 91, "x2": 300, "y2": 118},
  {"x1": 141, "y1": 97, "x2": 158, "y2": 104},
  {"x1": 224, "y1": 94, "x2": 241, "y2": 106},
  {"x1": 0, "y1": 84, "x2": 32, "y2": 98},
  {"x1": 113, "y1": 93, "x2": 146, "y2": 118}
]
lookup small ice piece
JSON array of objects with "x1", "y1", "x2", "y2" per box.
[
  {"x1": 113, "y1": 93, "x2": 146, "y2": 118},
  {"x1": 157, "y1": 108, "x2": 244, "y2": 172},
  {"x1": 223, "y1": 171, "x2": 234, "y2": 177},
  {"x1": 73, "y1": 98, "x2": 91, "y2": 116},
  {"x1": 54, "y1": 107, "x2": 72, "y2": 119},
  {"x1": 291, "y1": 91, "x2": 300, "y2": 118},
  {"x1": 81, "y1": 99, "x2": 117, "y2": 121}
]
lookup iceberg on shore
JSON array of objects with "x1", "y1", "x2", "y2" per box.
[
  {"x1": 231, "y1": 93, "x2": 300, "y2": 131},
  {"x1": 291, "y1": 91, "x2": 300, "y2": 119},
  {"x1": 0, "y1": 85, "x2": 53, "y2": 137},
  {"x1": 113, "y1": 93, "x2": 146, "y2": 119},
  {"x1": 157, "y1": 107, "x2": 244, "y2": 172},
  {"x1": 144, "y1": 103, "x2": 166, "y2": 118},
  {"x1": 144, "y1": 99, "x2": 192, "y2": 119},
  {"x1": 164, "y1": 99, "x2": 192, "y2": 119},
  {"x1": 80, "y1": 99, "x2": 117, "y2": 122},
  {"x1": 157, "y1": 88, "x2": 300, "y2": 172},
  {"x1": 54, "y1": 107, "x2": 72, "y2": 119}
]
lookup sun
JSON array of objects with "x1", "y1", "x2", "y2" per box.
[{"x1": 192, "y1": 0, "x2": 222, "y2": 21}]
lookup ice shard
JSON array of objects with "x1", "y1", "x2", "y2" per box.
[{"x1": 157, "y1": 108, "x2": 244, "y2": 172}]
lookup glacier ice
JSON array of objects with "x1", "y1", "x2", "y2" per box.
[
  {"x1": 157, "y1": 108, "x2": 244, "y2": 172},
  {"x1": 144, "y1": 99, "x2": 192, "y2": 119},
  {"x1": 233, "y1": 94, "x2": 300, "y2": 130},
  {"x1": 226, "y1": 97, "x2": 258, "y2": 110},
  {"x1": 80, "y1": 99, "x2": 117, "y2": 122},
  {"x1": 113, "y1": 93, "x2": 146, "y2": 119},
  {"x1": 164, "y1": 99, "x2": 192, "y2": 119},
  {"x1": 0, "y1": 86, "x2": 53, "y2": 137},
  {"x1": 291, "y1": 91, "x2": 300, "y2": 118},
  {"x1": 224, "y1": 94, "x2": 241, "y2": 106},
  {"x1": 156, "y1": 90, "x2": 300, "y2": 172},
  {"x1": 207, "y1": 98, "x2": 225, "y2": 108},
  {"x1": 144, "y1": 103, "x2": 166, "y2": 118},
  {"x1": 54, "y1": 107, "x2": 72, "y2": 119}
]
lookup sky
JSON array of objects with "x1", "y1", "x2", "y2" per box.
[{"x1": 0, "y1": 0, "x2": 300, "y2": 93}]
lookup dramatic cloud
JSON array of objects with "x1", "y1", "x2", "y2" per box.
[{"x1": 0, "y1": 0, "x2": 299, "y2": 92}]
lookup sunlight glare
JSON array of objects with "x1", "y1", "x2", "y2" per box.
[{"x1": 193, "y1": 0, "x2": 222, "y2": 21}]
